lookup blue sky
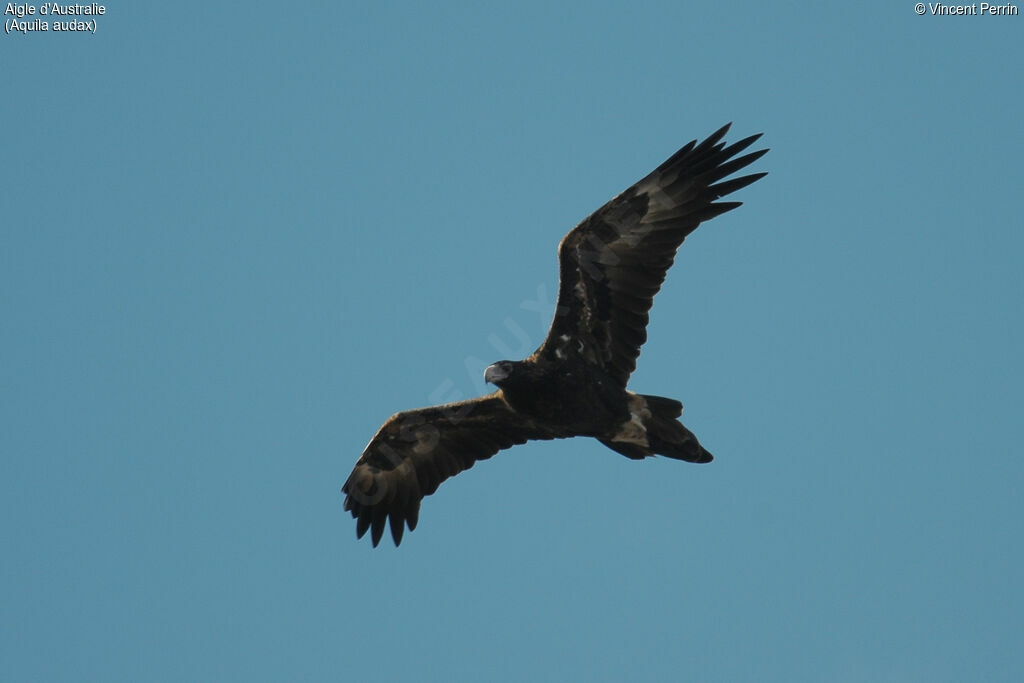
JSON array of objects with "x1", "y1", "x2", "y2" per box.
[{"x1": 3, "y1": 2, "x2": 1022, "y2": 681}]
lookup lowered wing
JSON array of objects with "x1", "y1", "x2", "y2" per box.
[{"x1": 343, "y1": 392, "x2": 561, "y2": 546}]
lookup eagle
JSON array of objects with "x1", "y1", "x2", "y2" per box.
[{"x1": 343, "y1": 124, "x2": 768, "y2": 546}]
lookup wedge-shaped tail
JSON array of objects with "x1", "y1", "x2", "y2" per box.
[{"x1": 599, "y1": 394, "x2": 713, "y2": 463}]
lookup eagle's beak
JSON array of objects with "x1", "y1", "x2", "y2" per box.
[{"x1": 484, "y1": 363, "x2": 508, "y2": 385}]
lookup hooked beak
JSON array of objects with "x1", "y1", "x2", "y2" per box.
[{"x1": 484, "y1": 363, "x2": 508, "y2": 385}]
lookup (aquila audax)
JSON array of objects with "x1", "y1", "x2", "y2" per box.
[{"x1": 343, "y1": 124, "x2": 768, "y2": 546}]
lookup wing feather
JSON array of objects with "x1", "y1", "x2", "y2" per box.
[
  {"x1": 535, "y1": 124, "x2": 768, "y2": 385},
  {"x1": 342, "y1": 392, "x2": 560, "y2": 546}
]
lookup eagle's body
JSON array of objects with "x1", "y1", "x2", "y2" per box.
[
  {"x1": 344, "y1": 124, "x2": 768, "y2": 546},
  {"x1": 484, "y1": 357, "x2": 707, "y2": 463},
  {"x1": 487, "y1": 356, "x2": 620, "y2": 434}
]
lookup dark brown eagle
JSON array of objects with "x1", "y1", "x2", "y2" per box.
[{"x1": 343, "y1": 124, "x2": 768, "y2": 546}]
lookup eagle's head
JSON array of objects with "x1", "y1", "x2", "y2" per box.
[{"x1": 483, "y1": 361, "x2": 516, "y2": 387}]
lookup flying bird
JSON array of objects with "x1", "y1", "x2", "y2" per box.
[{"x1": 343, "y1": 124, "x2": 768, "y2": 546}]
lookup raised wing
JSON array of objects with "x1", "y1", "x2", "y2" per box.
[
  {"x1": 536, "y1": 124, "x2": 768, "y2": 386},
  {"x1": 343, "y1": 392, "x2": 561, "y2": 546}
]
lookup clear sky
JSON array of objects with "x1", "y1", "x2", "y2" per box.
[{"x1": 3, "y1": 2, "x2": 1022, "y2": 681}]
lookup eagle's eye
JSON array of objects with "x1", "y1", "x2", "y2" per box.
[{"x1": 483, "y1": 362, "x2": 511, "y2": 385}]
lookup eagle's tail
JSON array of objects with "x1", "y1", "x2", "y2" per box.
[{"x1": 599, "y1": 394, "x2": 713, "y2": 464}]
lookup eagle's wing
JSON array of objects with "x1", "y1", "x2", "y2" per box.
[
  {"x1": 343, "y1": 392, "x2": 561, "y2": 546},
  {"x1": 535, "y1": 124, "x2": 768, "y2": 386}
]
